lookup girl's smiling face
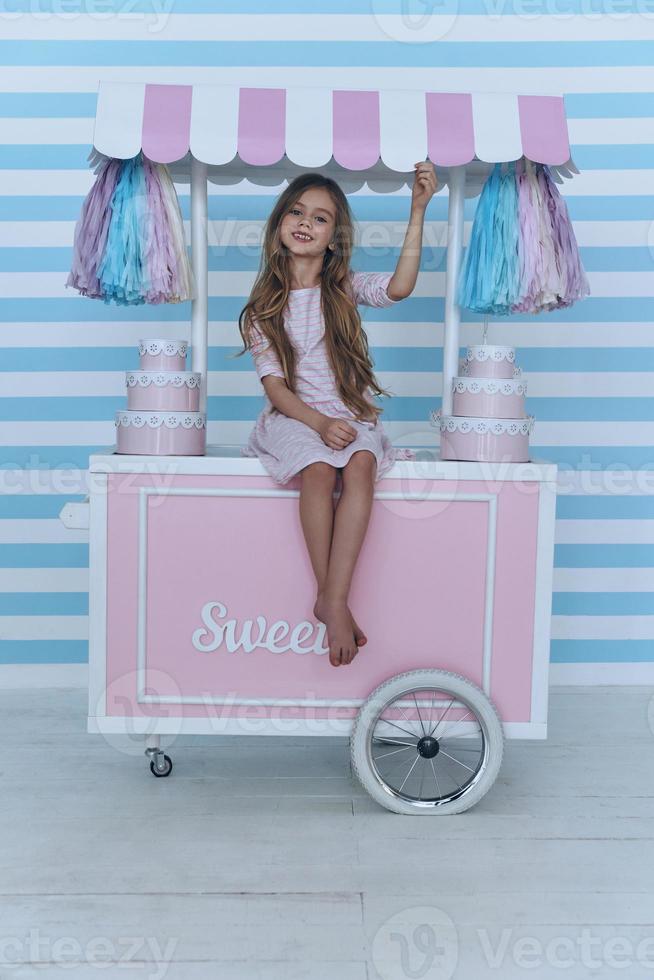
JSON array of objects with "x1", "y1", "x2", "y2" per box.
[{"x1": 280, "y1": 186, "x2": 336, "y2": 257}]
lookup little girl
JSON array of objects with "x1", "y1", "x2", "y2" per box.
[{"x1": 237, "y1": 163, "x2": 438, "y2": 668}]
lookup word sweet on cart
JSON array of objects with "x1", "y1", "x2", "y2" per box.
[{"x1": 191, "y1": 602, "x2": 330, "y2": 656}]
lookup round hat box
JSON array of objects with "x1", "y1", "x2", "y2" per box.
[
  {"x1": 138, "y1": 338, "x2": 188, "y2": 372},
  {"x1": 126, "y1": 371, "x2": 201, "y2": 412},
  {"x1": 461, "y1": 344, "x2": 517, "y2": 379},
  {"x1": 452, "y1": 376, "x2": 527, "y2": 420},
  {"x1": 432, "y1": 410, "x2": 534, "y2": 463},
  {"x1": 115, "y1": 411, "x2": 206, "y2": 456}
]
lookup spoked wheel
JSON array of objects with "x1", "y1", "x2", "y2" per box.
[{"x1": 350, "y1": 669, "x2": 504, "y2": 815}]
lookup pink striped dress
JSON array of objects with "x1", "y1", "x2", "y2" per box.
[{"x1": 240, "y1": 270, "x2": 416, "y2": 484}]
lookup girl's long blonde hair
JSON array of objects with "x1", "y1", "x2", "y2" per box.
[{"x1": 232, "y1": 172, "x2": 392, "y2": 423}]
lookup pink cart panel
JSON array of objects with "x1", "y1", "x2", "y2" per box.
[{"x1": 87, "y1": 449, "x2": 557, "y2": 740}]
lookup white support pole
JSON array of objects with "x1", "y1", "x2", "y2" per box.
[
  {"x1": 190, "y1": 156, "x2": 208, "y2": 415},
  {"x1": 441, "y1": 164, "x2": 466, "y2": 417}
]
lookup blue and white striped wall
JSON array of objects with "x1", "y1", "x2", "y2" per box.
[{"x1": 1, "y1": 1, "x2": 653, "y2": 685}]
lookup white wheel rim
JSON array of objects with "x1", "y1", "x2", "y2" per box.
[{"x1": 365, "y1": 685, "x2": 491, "y2": 809}]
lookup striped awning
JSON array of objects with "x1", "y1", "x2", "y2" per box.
[{"x1": 91, "y1": 81, "x2": 577, "y2": 190}]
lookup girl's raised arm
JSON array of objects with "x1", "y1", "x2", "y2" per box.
[{"x1": 386, "y1": 160, "x2": 439, "y2": 301}]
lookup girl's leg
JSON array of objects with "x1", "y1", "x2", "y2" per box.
[
  {"x1": 298, "y1": 461, "x2": 338, "y2": 597},
  {"x1": 317, "y1": 450, "x2": 376, "y2": 666},
  {"x1": 299, "y1": 461, "x2": 367, "y2": 665}
]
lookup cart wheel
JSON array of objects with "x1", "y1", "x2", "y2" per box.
[
  {"x1": 350, "y1": 668, "x2": 503, "y2": 815},
  {"x1": 149, "y1": 754, "x2": 173, "y2": 778}
]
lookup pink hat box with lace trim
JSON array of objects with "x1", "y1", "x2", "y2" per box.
[
  {"x1": 115, "y1": 338, "x2": 207, "y2": 455},
  {"x1": 460, "y1": 344, "x2": 519, "y2": 379},
  {"x1": 452, "y1": 376, "x2": 528, "y2": 419},
  {"x1": 115, "y1": 410, "x2": 206, "y2": 455},
  {"x1": 126, "y1": 371, "x2": 201, "y2": 411},
  {"x1": 434, "y1": 343, "x2": 533, "y2": 462},
  {"x1": 433, "y1": 411, "x2": 534, "y2": 463}
]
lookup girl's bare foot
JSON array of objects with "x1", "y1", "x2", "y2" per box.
[
  {"x1": 314, "y1": 595, "x2": 367, "y2": 648},
  {"x1": 313, "y1": 594, "x2": 359, "y2": 667}
]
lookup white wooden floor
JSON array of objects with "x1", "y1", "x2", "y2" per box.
[{"x1": 1, "y1": 685, "x2": 652, "y2": 979}]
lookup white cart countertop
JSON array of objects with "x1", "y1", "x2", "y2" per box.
[{"x1": 88, "y1": 444, "x2": 558, "y2": 483}]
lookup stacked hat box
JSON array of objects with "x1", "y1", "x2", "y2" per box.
[
  {"x1": 115, "y1": 339, "x2": 207, "y2": 455},
  {"x1": 432, "y1": 344, "x2": 534, "y2": 463}
]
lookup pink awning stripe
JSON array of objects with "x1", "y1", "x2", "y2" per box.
[
  {"x1": 333, "y1": 90, "x2": 380, "y2": 170},
  {"x1": 518, "y1": 95, "x2": 570, "y2": 166},
  {"x1": 426, "y1": 92, "x2": 475, "y2": 167},
  {"x1": 237, "y1": 87, "x2": 286, "y2": 166},
  {"x1": 142, "y1": 84, "x2": 192, "y2": 164}
]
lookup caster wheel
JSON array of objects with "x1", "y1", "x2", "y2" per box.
[
  {"x1": 350, "y1": 668, "x2": 503, "y2": 815},
  {"x1": 149, "y1": 754, "x2": 173, "y2": 778}
]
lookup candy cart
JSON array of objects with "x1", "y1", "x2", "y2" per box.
[{"x1": 62, "y1": 83, "x2": 580, "y2": 814}]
